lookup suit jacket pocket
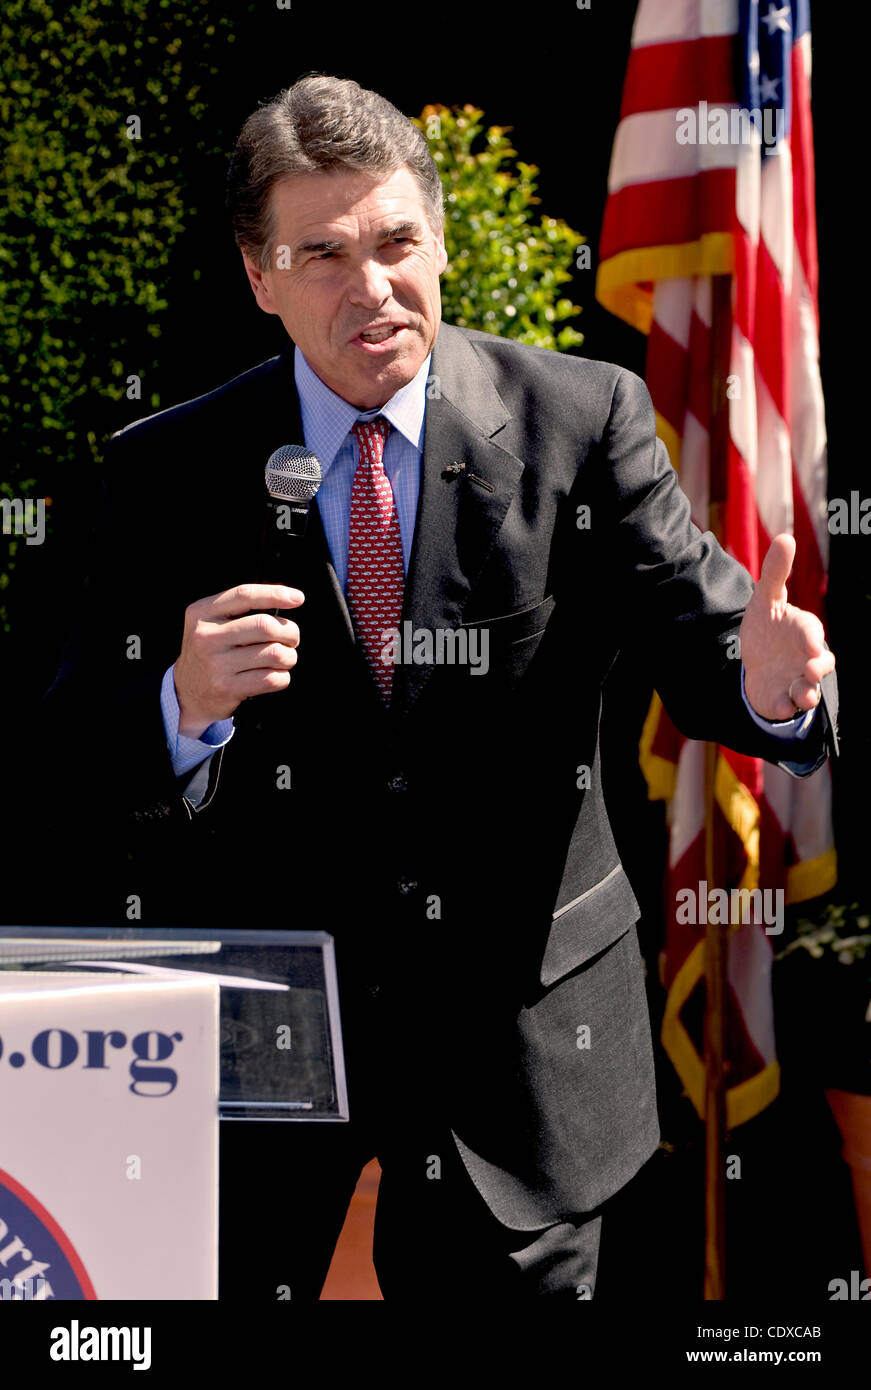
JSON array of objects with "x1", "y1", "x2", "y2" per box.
[
  {"x1": 459, "y1": 594, "x2": 555, "y2": 646},
  {"x1": 540, "y1": 862, "x2": 641, "y2": 988}
]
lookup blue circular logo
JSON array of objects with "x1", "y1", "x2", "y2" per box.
[{"x1": 0, "y1": 1168, "x2": 96, "y2": 1300}]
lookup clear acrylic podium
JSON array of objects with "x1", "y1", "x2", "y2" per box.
[{"x1": 0, "y1": 928, "x2": 348, "y2": 1122}]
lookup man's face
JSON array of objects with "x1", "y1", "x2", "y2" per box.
[{"x1": 242, "y1": 166, "x2": 447, "y2": 409}]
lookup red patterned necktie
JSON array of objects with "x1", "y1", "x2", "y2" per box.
[{"x1": 347, "y1": 417, "x2": 404, "y2": 703}]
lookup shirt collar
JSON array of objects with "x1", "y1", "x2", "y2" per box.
[{"x1": 294, "y1": 346, "x2": 431, "y2": 477}]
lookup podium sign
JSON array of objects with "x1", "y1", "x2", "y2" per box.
[{"x1": 0, "y1": 971, "x2": 218, "y2": 1300}]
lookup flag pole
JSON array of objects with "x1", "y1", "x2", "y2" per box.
[{"x1": 703, "y1": 271, "x2": 733, "y2": 1300}]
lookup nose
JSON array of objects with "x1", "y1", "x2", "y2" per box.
[{"x1": 347, "y1": 256, "x2": 392, "y2": 309}]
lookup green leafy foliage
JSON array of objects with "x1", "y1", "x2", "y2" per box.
[
  {"x1": 414, "y1": 104, "x2": 585, "y2": 352},
  {"x1": 779, "y1": 901, "x2": 871, "y2": 976},
  {"x1": 777, "y1": 900, "x2": 871, "y2": 1091},
  {"x1": 0, "y1": 0, "x2": 240, "y2": 628}
]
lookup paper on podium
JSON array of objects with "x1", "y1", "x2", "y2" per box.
[{"x1": 0, "y1": 970, "x2": 219, "y2": 1301}]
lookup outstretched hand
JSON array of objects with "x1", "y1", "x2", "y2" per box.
[{"x1": 739, "y1": 534, "x2": 835, "y2": 722}]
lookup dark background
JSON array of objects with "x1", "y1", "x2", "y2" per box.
[{"x1": 5, "y1": 0, "x2": 867, "y2": 1300}]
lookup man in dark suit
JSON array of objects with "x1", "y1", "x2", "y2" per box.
[{"x1": 45, "y1": 74, "x2": 837, "y2": 1300}]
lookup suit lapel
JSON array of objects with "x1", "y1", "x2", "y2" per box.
[{"x1": 390, "y1": 324, "x2": 525, "y2": 715}]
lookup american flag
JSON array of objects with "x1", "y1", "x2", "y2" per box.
[{"x1": 596, "y1": 0, "x2": 834, "y2": 1126}]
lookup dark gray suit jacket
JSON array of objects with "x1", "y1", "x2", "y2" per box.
[{"x1": 45, "y1": 322, "x2": 838, "y2": 1228}]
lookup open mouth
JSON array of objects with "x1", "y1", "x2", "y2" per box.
[{"x1": 355, "y1": 325, "x2": 403, "y2": 344}]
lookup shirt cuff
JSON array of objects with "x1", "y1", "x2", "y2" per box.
[
  {"x1": 740, "y1": 665, "x2": 817, "y2": 742},
  {"x1": 160, "y1": 665, "x2": 235, "y2": 778}
]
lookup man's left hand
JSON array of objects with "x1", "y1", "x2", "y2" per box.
[{"x1": 739, "y1": 533, "x2": 835, "y2": 722}]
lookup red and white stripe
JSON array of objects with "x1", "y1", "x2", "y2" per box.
[{"x1": 597, "y1": 1, "x2": 834, "y2": 1124}]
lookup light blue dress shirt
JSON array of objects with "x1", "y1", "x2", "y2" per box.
[{"x1": 160, "y1": 346, "x2": 818, "y2": 782}]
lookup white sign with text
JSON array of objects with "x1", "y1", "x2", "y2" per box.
[{"x1": 0, "y1": 972, "x2": 219, "y2": 1300}]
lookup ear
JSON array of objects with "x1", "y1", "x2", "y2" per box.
[
  {"x1": 241, "y1": 253, "x2": 280, "y2": 316},
  {"x1": 434, "y1": 231, "x2": 448, "y2": 276}
]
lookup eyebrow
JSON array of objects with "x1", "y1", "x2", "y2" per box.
[
  {"x1": 381, "y1": 220, "x2": 423, "y2": 240},
  {"x1": 295, "y1": 237, "x2": 345, "y2": 256},
  {"x1": 294, "y1": 220, "x2": 424, "y2": 257}
]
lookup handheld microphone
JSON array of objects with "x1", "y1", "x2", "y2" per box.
[
  {"x1": 264, "y1": 444, "x2": 322, "y2": 537},
  {"x1": 259, "y1": 444, "x2": 322, "y2": 624}
]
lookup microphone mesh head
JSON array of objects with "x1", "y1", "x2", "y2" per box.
[{"x1": 265, "y1": 444, "x2": 322, "y2": 502}]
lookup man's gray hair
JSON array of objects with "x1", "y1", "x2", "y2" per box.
[{"x1": 227, "y1": 74, "x2": 444, "y2": 268}]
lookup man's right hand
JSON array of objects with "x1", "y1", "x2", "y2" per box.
[{"x1": 173, "y1": 584, "x2": 304, "y2": 738}]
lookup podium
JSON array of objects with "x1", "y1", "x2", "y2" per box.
[{"x1": 0, "y1": 928, "x2": 347, "y2": 1301}]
